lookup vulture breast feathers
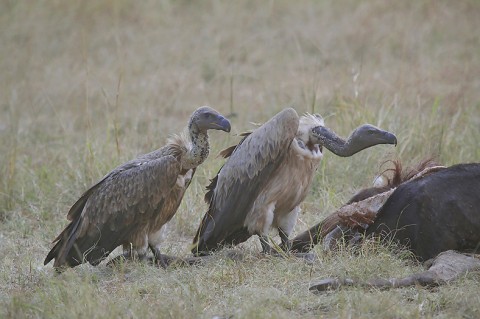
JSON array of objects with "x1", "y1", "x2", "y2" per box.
[
  {"x1": 193, "y1": 108, "x2": 324, "y2": 254},
  {"x1": 45, "y1": 106, "x2": 231, "y2": 269}
]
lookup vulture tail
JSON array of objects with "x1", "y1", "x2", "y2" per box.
[
  {"x1": 44, "y1": 185, "x2": 99, "y2": 268},
  {"x1": 44, "y1": 216, "x2": 84, "y2": 268}
]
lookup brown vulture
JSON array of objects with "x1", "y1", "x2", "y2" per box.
[
  {"x1": 192, "y1": 108, "x2": 397, "y2": 255},
  {"x1": 44, "y1": 106, "x2": 231, "y2": 269}
]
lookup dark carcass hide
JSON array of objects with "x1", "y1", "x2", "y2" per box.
[
  {"x1": 364, "y1": 163, "x2": 480, "y2": 261},
  {"x1": 289, "y1": 162, "x2": 480, "y2": 261},
  {"x1": 287, "y1": 162, "x2": 480, "y2": 290}
]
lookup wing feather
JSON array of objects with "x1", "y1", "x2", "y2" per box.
[
  {"x1": 46, "y1": 154, "x2": 181, "y2": 267},
  {"x1": 193, "y1": 108, "x2": 299, "y2": 254}
]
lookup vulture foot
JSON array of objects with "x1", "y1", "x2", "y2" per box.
[
  {"x1": 278, "y1": 228, "x2": 291, "y2": 251},
  {"x1": 259, "y1": 233, "x2": 315, "y2": 262},
  {"x1": 259, "y1": 234, "x2": 295, "y2": 256},
  {"x1": 107, "y1": 251, "x2": 150, "y2": 267},
  {"x1": 149, "y1": 245, "x2": 169, "y2": 269},
  {"x1": 259, "y1": 235, "x2": 274, "y2": 254}
]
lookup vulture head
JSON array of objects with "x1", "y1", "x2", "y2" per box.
[
  {"x1": 295, "y1": 113, "x2": 325, "y2": 155},
  {"x1": 311, "y1": 124, "x2": 397, "y2": 157},
  {"x1": 189, "y1": 106, "x2": 231, "y2": 133}
]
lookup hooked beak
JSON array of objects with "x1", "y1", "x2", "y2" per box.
[
  {"x1": 211, "y1": 115, "x2": 231, "y2": 133},
  {"x1": 381, "y1": 131, "x2": 397, "y2": 146}
]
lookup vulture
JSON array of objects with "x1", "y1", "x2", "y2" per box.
[
  {"x1": 44, "y1": 106, "x2": 231, "y2": 269},
  {"x1": 192, "y1": 108, "x2": 397, "y2": 256}
]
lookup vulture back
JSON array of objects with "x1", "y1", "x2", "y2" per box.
[{"x1": 193, "y1": 108, "x2": 299, "y2": 254}]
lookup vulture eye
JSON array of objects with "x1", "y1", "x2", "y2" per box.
[{"x1": 205, "y1": 113, "x2": 211, "y2": 119}]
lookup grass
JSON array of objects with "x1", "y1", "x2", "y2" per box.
[{"x1": 1, "y1": 0, "x2": 479, "y2": 318}]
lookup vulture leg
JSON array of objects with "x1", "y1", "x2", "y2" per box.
[
  {"x1": 149, "y1": 244, "x2": 168, "y2": 269},
  {"x1": 277, "y1": 205, "x2": 300, "y2": 252},
  {"x1": 148, "y1": 227, "x2": 169, "y2": 268},
  {"x1": 278, "y1": 227, "x2": 316, "y2": 262},
  {"x1": 278, "y1": 228, "x2": 291, "y2": 251},
  {"x1": 259, "y1": 235, "x2": 273, "y2": 254}
]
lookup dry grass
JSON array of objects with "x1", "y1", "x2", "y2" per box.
[{"x1": 1, "y1": 1, "x2": 479, "y2": 318}]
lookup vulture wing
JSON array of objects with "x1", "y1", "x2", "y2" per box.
[
  {"x1": 193, "y1": 108, "x2": 299, "y2": 254},
  {"x1": 45, "y1": 154, "x2": 180, "y2": 267}
]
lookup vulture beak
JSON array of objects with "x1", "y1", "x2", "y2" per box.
[
  {"x1": 381, "y1": 131, "x2": 397, "y2": 146},
  {"x1": 211, "y1": 115, "x2": 231, "y2": 133}
]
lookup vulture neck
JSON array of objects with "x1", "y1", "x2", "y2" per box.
[
  {"x1": 320, "y1": 131, "x2": 364, "y2": 157},
  {"x1": 183, "y1": 125, "x2": 209, "y2": 169}
]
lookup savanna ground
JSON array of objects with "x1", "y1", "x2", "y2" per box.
[{"x1": 1, "y1": 1, "x2": 479, "y2": 318}]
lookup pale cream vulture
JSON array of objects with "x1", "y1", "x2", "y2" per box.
[{"x1": 192, "y1": 108, "x2": 396, "y2": 255}]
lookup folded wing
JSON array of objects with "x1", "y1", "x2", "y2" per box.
[{"x1": 193, "y1": 108, "x2": 299, "y2": 254}]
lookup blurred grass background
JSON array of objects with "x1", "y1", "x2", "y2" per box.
[{"x1": 0, "y1": 1, "x2": 479, "y2": 318}]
